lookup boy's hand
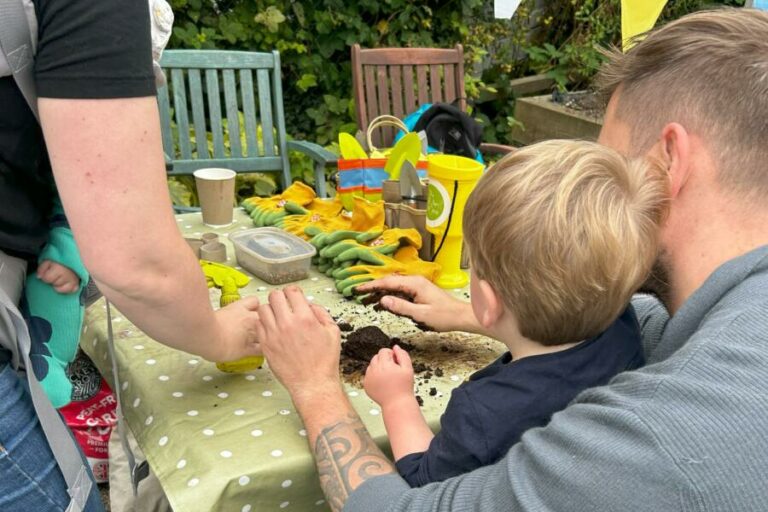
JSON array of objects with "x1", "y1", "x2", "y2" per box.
[
  {"x1": 364, "y1": 345, "x2": 414, "y2": 407},
  {"x1": 357, "y1": 275, "x2": 484, "y2": 335},
  {"x1": 37, "y1": 260, "x2": 81, "y2": 294}
]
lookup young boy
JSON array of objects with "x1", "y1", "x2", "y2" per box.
[{"x1": 364, "y1": 139, "x2": 668, "y2": 487}]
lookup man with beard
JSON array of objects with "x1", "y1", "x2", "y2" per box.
[{"x1": 255, "y1": 8, "x2": 768, "y2": 512}]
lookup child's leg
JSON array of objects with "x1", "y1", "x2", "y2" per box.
[{"x1": 23, "y1": 226, "x2": 89, "y2": 409}]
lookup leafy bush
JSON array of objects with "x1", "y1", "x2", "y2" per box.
[{"x1": 523, "y1": 0, "x2": 747, "y2": 91}]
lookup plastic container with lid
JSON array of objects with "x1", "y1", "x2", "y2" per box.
[{"x1": 228, "y1": 228, "x2": 316, "y2": 285}]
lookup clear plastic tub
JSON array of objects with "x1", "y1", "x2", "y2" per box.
[{"x1": 228, "y1": 228, "x2": 316, "y2": 285}]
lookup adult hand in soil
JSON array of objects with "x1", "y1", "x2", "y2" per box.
[
  {"x1": 357, "y1": 275, "x2": 487, "y2": 335},
  {"x1": 364, "y1": 346, "x2": 414, "y2": 407},
  {"x1": 255, "y1": 286, "x2": 342, "y2": 399}
]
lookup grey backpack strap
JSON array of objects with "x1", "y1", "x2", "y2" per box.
[
  {"x1": 0, "y1": 0, "x2": 39, "y2": 120},
  {"x1": 105, "y1": 299, "x2": 150, "y2": 495},
  {"x1": 0, "y1": 252, "x2": 92, "y2": 512}
]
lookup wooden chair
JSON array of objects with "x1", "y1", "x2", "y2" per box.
[
  {"x1": 351, "y1": 44, "x2": 514, "y2": 154},
  {"x1": 158, "y1": 50, "x2": 336, "y2": 198}
]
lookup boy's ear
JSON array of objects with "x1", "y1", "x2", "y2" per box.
[{"x1": 476, "y1": 279, "x2": 504, "y2": 328}]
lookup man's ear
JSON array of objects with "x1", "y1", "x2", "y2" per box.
[
  {"x1": 476, "y1": 279, "x2": 504, "y2": 328},
  {"x1": 658, "y1": 122, "x2": 692, "y2": 199}
]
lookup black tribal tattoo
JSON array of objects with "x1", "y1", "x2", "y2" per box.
[{"x1": 315, "y1": 413, "x2": 396, "y2": 512}]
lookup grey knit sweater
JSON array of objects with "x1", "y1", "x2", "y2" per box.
[{"x1": 345, "y1": 245, "x2": 768, "y2": 512}]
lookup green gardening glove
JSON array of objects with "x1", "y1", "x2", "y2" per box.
[
  {"x1": 321, "y1": 228, "x2": 422, "y2": 265},
  {"x1": 334, "y1": 246, "x2": 441, "y2": 297}
]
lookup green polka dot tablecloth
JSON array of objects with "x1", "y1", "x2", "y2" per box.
[{"x1": 80, "y1": 209, "x2": 505, "y2": 512}]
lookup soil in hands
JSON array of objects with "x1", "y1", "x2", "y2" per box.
[{"x1": 357, "y1": 289, "x2": 435, "y2": 332}]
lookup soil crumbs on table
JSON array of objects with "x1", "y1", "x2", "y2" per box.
[{"x1": 337, "y1": 318, "x2": 504, "y2": 391}]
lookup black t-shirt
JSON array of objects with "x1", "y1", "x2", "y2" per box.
[{"x1": 0, "y1": 0, "x2": 156, "y2": 258}]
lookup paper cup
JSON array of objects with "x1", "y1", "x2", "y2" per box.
[
  {"x1": 194, "y1": 168, "x2": 236, "y2": 227},
  {"x1": 200, "y1": 241, "x2": 227, "y2": 263}
]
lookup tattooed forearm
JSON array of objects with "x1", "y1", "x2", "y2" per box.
[{"x1": 315, "y1": 413, "x2": 397, "y2": 512}]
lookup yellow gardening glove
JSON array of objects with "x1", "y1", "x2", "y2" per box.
[
  {"x1": 304, "y1": 196, "x2": 387, "y2": 247},
  {"x1": 320, "y1": 228, "x2": 422, "y2": 265},
  {"x1": 242, "y1": 182, "x2": 316, "y2": 227},
  {"x1": 334, "y1": 246, "x2": 441, "y2": 297},
  {"x1": 276, "y1": 197, "x2": 350, "y2": 239}
]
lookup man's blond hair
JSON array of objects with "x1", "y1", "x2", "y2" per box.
[
  {"x1": 596, "y1": 8, "x2": 768, "y2": 200},
  {"x1": 464, "y1": 140, "x2": 668, "y2": 345}
]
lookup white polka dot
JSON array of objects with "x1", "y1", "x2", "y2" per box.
[
  {"x1": 172, "y1": 392, "x2": 184, "y2": 398},
  {"x1": 202, "y1": 375, "x2": 213, "y2": 382},
  {"x1": 103, "y1": 352, "x2": 108, "y2": 361},
  {"x1": 311, "y1": 277, "x2": 319, "y2": 282},
  {"x1": 245, "y1": 375, "x2": 255, "y2": 381},
  {"x1": 203, "y1": 428, "x2": 215, "y2": 436},
  {"x1": 218, "y1": 392, "x2": 229, "y2": 399},
  {"x1": 257, "y1": 286, "x2": 267, "y2": 291},
  {"x1": 146, "y1": 359, "x2": 157, "y2": 366},
  {"x1": 251, "y1": 429, "x2": 263, "y2": 437},
  {"x1": 372, "y1": 320, "x2": 380, "y2": 325},
  {"x1": 369, "y1": 409, "x2": 380, "y2": 416},
  {"x1": 315, "y1": 500, "x2": 325, "y2": 506},
  {"x1": 235, "y1": 266, "x2": 242, "y2": 270},
  {"x1": 92, "y1": 338, "x2": 98, "y2": 347},
  {"x1": 324, "y1": 287, "x2": 334, "y2": 292},
  {"x1": 241, "y1": 506, "x2": 252, "y2": 512},
  {"x1": 187, "y1": 477, "x2": 199, "y2": 487},
  {"x1": 121, "y1": 381, "x2": 129, "y2": 391},
  {"x1": 238, "y1": 475, "x2": 250, "y2": 486},
  {"x1": 187, "y1": 410, "x2": 198, "y2": 417},
  {"x1": 234, "y1": 409, "x2": 245, "y2": 416},
  {"x1": 158, "y1": 375, "x2": 170, "y2": 382},
  {"x1": 271, "y1": 450, "x2": 283, "y2": 458},
  {"x1": 347, "y1": 391, "x2": 359, "y2": 397},
  {"x1": 158, "y1": 436, "x2": 168, "y2": 446},
  {"x1": 84, "y1": 325, "x2": 89, "y2": 334},
  {"x1": 133, "y1": 398, "x2": 141, "y2": 408},
  {"x1": 280, "y1": 502, "x2": 289, "y2": 509},
  {"x1": 450, "y1": 375, "x2": 460, "y2": 382},
  {"x1": 188, "y1": 359, "x2": 200, "y2": 366},
  {"x1": 185, "y1": 225, "x2": 192, "y2": 229},
  {"x1": 281, "y1": 480, "x2": 292, "y2": 488},
  {"x1": 306, "y1": 295, "x2": 314, "y2": 301},
  {"x1": 261, "y1": 391, "x2": 272, "y2": 397},
  {"x1": 113, "y1": 317, "x2": 122, "y2": 323},
  {"x1": 298, "y1": 429, "x2": 307, "y2": 437},
  {"x1": 279, "y1": 409, "x2": 292, "y2": 416},
  {"x1": 220, "y1": 450, "x2": 232, "y2": 458},
  {"x1": 177, "y1": 459, "x2": 187, "y2": 469},
  {"x1": 133, "y1": 344, "x2": 144, "y2": 350}
]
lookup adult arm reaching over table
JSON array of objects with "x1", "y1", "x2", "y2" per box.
[{"x1": 42, "y1": 96, "x2": 262, "y2": 362}]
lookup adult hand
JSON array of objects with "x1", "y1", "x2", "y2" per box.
[
  {"x1": 212, "y1": 296, "x2": 263, "y2": 362},
  {"x1": 256, "y1": 286, "x2": 342, "y2": 403},
  {"x1": 357, "y1": 275, "x2": 484, "y2": 334},
  {"x1": 364, "y1": 346, "x2": 414, "y2": 408}
]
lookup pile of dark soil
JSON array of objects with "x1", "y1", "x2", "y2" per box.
[{"x1": 340, "y1": 326, "x2": 413, "y2": 376}]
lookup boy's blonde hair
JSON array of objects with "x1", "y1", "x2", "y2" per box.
[{"x1": 464, "y1": 140, "x2": 668, "y2": 345}]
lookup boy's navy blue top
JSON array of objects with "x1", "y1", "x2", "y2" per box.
[{"x1": 395, "y1": 306, "x2": 645, "y2": 487}]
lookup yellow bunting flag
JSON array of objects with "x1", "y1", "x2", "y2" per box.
[{"x1": 621, "y1": 0, "x2": 668, "y2": 51}]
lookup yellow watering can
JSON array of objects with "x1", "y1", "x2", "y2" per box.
[{"x1": 426, "y1": 155, "x2": 484, "y2": 289}]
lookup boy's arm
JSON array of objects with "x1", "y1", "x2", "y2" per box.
[
  {"x1": 392, "y1": 387, "x2": 487, "y2": 487},
  {"x1": 381, "y1": 395, "x2": 435, "y2": 461}
]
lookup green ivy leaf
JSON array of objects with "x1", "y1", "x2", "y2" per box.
[
  {"x1": 296, "y1": 73, "x2": 318, "y2": 91},
  {"x1": 254, "y1": 6, "x2": 286, "y2": 33}
]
